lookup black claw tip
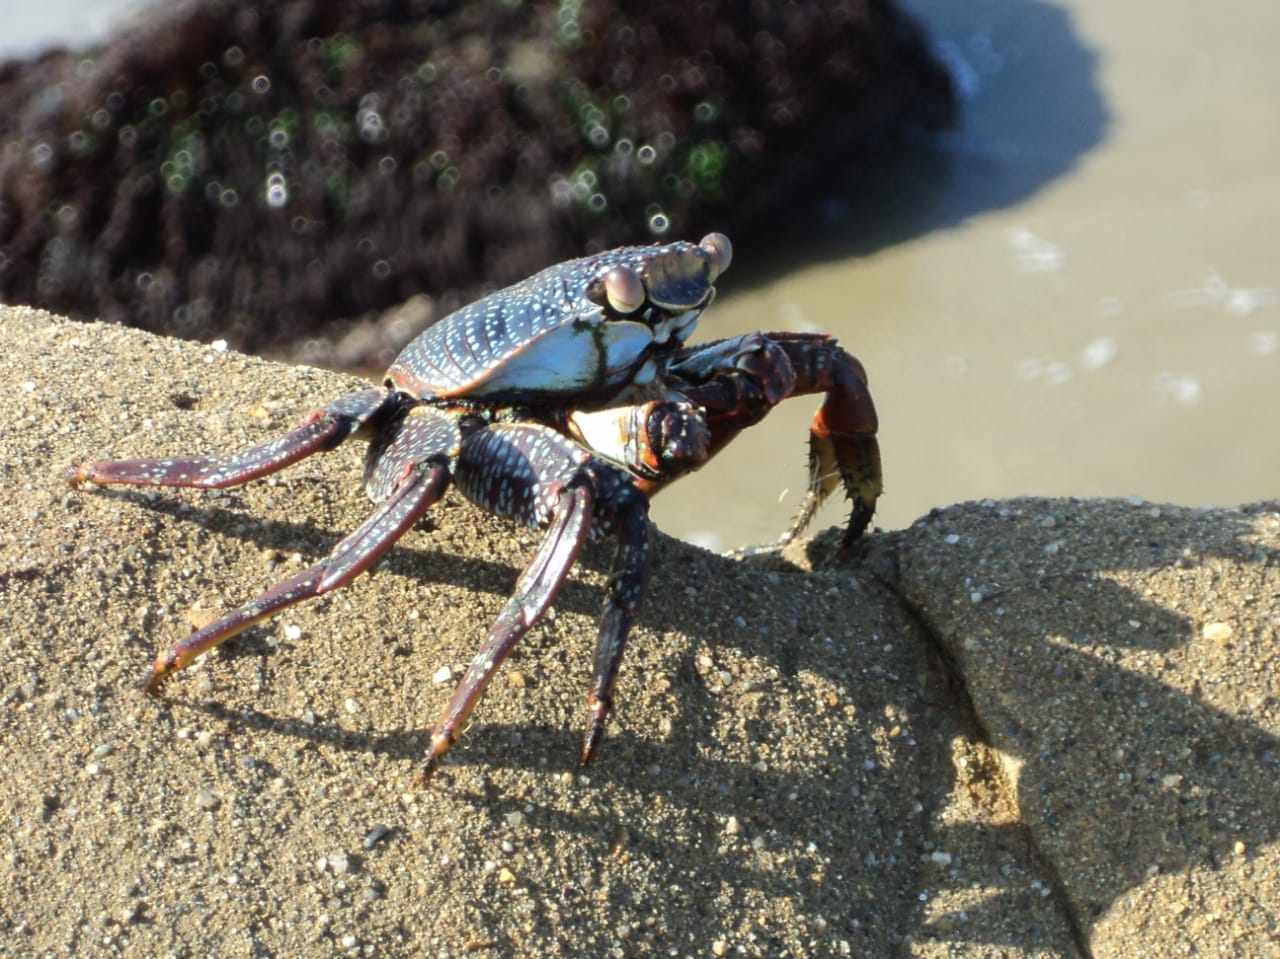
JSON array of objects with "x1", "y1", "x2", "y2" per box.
[{"x1": 841, "y1": 504, "x2": 873, "y2": 548}]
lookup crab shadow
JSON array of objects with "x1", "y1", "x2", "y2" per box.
[{"x1": 94, "y1": 484, "x2": 659, "y2": 625}]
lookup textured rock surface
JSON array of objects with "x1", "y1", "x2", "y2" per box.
[
  {"x1": 890, "y1": 499, "x2": 1280, "y2": 957},
  {"x1": 2, "y1": 306, "x2": 1275, "y2": 956},
  {"x1": 0, "y1": 0, "x2": 953, "y2": 368}
]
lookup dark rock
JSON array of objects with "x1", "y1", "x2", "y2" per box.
[{"x1": 0, "y1": 0, "x2": 953, "y2": 368}]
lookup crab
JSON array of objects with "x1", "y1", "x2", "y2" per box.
[{"x1": 63, "y1": 232, "x2": 881, "y2": 783}]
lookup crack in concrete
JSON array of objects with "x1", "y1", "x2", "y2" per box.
[{"x1": 868, "y1": 546, "x2": 1097, "y2": 959}]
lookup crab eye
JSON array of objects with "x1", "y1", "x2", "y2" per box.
[
  {"x1": 699, "y1": 232, "x2": 733, "y2": 280},
  {"x1": 601, "y1": 266, "x2": 646, "y2": 314}
]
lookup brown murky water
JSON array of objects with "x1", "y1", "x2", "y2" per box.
[
  {"x1": 652, "y1": 0, "x2": 1280, "y2": 550},
  {"x1": 10, "y1": 0, "x2": 1277, "y2": 552}
]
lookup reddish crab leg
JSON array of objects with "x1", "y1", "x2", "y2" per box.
[
  {"x1": 145, "y1": 458, "x2": 451, "y2": 692},
  {"x1": 64, "y1": 388, "x2": 396, "y2": 490},
  {"x1": 141, "y1": 411, "x2": 461, "y2": 691},
  {"x1": 580, "y1": 489, "x2": 651, "y2": 764}
]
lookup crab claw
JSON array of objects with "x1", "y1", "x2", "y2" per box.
[
  {"x1": 784, "y1": 346, "x2": 882, "y2": 547},
  {"x1": 565, "y1": 400, "x2": 709, "y2": 483}
]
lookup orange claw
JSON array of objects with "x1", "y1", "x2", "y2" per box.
[
  {"x1": 786, "y1": 347, "x2": 882, "y2": 547},
  {"x1": 659, "y1": 330, "x2": 881, "y2": 547}
]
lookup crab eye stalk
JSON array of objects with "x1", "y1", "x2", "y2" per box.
[
  {"x1": 700, "y1": 232, "x2": 733, "y2": 280},
  {"x1": 600, "y1": 266, "x2": 646, "y2": 314}
]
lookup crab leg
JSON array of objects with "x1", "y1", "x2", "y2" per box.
[
  {"x1": 561, "y1": 399, "x2": 710, "y2": 482},
  {"x1": 142, "y1": 411, "x2": 458, "y2": 692},
  {"x1": 420, "y1": 423, "x2": 651, "y2": 780},
  {"x1": 64, "y1": 388, "x2": 396, "y2": 490},
  {"x1": 580, "y1": 478, "x2": 651, "y2": 764},
  {"x1": 416, "y1": 480, "x2": 594, "y2": 783}
]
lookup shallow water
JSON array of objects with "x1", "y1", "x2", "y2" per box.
[
  {"x1": 651, "y1": 0, "x2": 1280, "y2": 550},
  {"x1": 9, "y1": 1, "x2": 1278, "y2": 551}
]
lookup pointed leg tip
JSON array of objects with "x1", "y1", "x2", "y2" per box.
[
  {"x1": 140, "y1": 659, "x2": 172, "y2": 697},
  {"x1": 62, "y1": 464, "x2": 92, "y2": 489},
  {"x1": 415, "y1": 750, "x2": 451, "y2": 787},
  {"x1": 415, "y1": 731, "x2": 455, "y2": 786},
  {"x1": 581, "y1": 702, "x2": 609, "y2": 766}
]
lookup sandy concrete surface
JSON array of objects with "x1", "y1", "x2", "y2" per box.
[{"x1": 1, "y1": 305, "x2": 1275, "y2": 957}]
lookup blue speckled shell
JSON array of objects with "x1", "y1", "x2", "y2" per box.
[{"x1": 385, "y1": 240, "x2": 714, "y2": 405}]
